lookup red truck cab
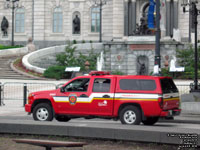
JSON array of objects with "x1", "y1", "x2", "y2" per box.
[{"x1": 25, "y1": 71, "x2": 181, "y2": 125}]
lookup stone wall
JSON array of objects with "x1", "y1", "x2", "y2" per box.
[
  {"x1": 22, "y1": 43, "x2": 103, "y2": 74},
  {"x1": 104, "y1": 40, "x2": 185, "y2": 75},
  {"x1": 23, "y1": 41, "x2": 186, "y2": 75},
  {"x1": 0, "y1": 47, "x2": 28, "y2": 58}
]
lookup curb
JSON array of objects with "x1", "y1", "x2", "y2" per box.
[{"x1": 0, "y1": 122, "x2": 199, "y2": 146}]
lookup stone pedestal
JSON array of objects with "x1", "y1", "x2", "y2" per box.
[{"x1": 181, "y1": 92, "x2": 200, "y2": 114}]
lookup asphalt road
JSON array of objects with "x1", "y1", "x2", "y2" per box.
[{"x1": 0, "y1": 111, "x2": 199, "y2": 149}]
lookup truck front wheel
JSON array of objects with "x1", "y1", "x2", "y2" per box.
[
  {"x1": 33, "y1": 103, "x2": 53, "y2": 121},
  {"x1": 119, "y1": 106, "x2": 141, "y2": 125}
]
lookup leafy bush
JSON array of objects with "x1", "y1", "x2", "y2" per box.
[
  {"x1": 161, "y1": 68, "x2": 172, "y2": 77},
  {"x1": 56, "y1": 45, "x2": 78, "y2": 67},
  {"x1": 0, "y1": 45, "x2": 23, "y2": 50},
  {"x1": 73, "y1": 40, "x2": 77, "y2": 44},
  {"x1": 44, "y1": 44, "x2": 100, "y2": 79},
  {"x1": 111, "y1": 70, "x2": 124, "y2": 75},
  {"x1": 43, "y1": 66, "x2": 66, "y2": 80},
  {"x1": 56, "y1": 45, "x2": 99, "y2": 71}
]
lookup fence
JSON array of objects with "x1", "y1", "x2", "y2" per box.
[
  {"x1": 176, "y1": 84, "x2": 190, "y2": 96},
  {"x1": 0, "y1": 82, "x2": 58, "y2": 106},
  {"x1": 0, "y1": 82, "x2": 191, "y2": 106}
]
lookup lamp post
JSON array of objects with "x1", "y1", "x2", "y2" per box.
[
  {"x1": 181, "y1": 0, "x2": 200, "y2": 92},
  {"x1": 153, "y1": 0, "x2": 161, "y2": 75},
  {"x1": 91, "y1": 0, "x2": 107, "y2": 42},
  {"x1": 5, "y1": 0, "x2": 20, "y2": 46}
]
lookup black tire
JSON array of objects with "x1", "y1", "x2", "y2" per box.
[
  {"x1": 33, "y1": 103, "x2": 53, "y2": 121},
  {"x1": 119, "y1": 105, "x2": 141, "y2": 125},
  {"x1": 142, "y1": 117, "x2": 159, "y2": 125},
  {"x1": 55, "y1": 115, "x2": 71, "y2": 122}
]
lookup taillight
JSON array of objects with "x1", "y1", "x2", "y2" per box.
[{"x1": 158, "y1": 97, "x2": 163, "y2": 109}]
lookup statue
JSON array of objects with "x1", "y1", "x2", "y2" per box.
[
  {"x1": 164, "y1": 55, "x2": 169, "y2": 69},
  {"x1": 73, "y1": 15, "x2": 80, "y2": 34},
  {"x1": 26, "y1": 37, "x2": 36, "y2": 53},
  {"x1": 138, "y1": 59, "x2": 146, "y2": 75},
  {"x1": 133, "y1": 13, "x2": 153, "y2": 35},
  {"x1": 1, "y1": 16, "x2": 9, "y2": 36}
]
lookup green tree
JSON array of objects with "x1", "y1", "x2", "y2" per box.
[{"x1": 176, "y1": 45, "x2": 200, "y2": 79}]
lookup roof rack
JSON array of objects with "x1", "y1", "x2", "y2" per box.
[{"x1": 89, "y1": 71, "x2": 110, "y2": 76}]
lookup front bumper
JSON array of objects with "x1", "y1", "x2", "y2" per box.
[
  {"x1": 160, "y1": 109, "x2": 181, "y2": 117},
  {"x1": 25, "y1": 104, "x2": 32, "y2": 113}
]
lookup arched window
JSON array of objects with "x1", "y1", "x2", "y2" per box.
[
  {"x1": 53, "y1": 7, "x2": 63, "y2": 33},
  {"x1": 15, "y1": 8, "x2": 25, "y2": 33},
  {"x1": 91, "y1": 7, "x2": 100, "y2": 33}
]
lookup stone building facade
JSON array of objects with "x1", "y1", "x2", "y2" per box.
[
  {"x1": 0, "y1": 0, "x2": 197, "y2": 74},
  {"x1": 0, "y1": 0, "x2": 197, "y2": 46}
]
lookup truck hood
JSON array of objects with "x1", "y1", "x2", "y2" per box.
[{"x1": 31, "y1": 89, "x2": 58, "y2": 96}]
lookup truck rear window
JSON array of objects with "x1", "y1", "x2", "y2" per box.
[
  {"x1": 160, "y1": 78, "x2": 178, "y2": 93},
  {"x1": 119, "y1": 79, "x2": 156, "y2": 91}
]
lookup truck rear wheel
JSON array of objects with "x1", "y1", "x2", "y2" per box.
[
  {"x1": 33, "y1": 103, "x2": 53, "y2": 121},
  {"x1": 119, "y1": 106, "x2": 141, "y2": 125},
  {"x1": 142, "y1": 117, "x2": 159, "y2": 125}
]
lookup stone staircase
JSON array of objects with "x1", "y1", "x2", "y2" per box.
[{"x1": 0, "y1": 57, "x2": 34, "y2": 80}]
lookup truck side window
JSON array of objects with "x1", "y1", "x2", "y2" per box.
[
  {"x1": 64, "y1": 78, "x2": 90, "y2": 92},
  {"x1": 119, "y1": 79, "x2": 156, "y2": 91},
  {"x1": 93, "y1": 78, "x2": 111, "y2": 92}
]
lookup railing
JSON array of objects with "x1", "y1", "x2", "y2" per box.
[
  {"x1": 0, "y1": 82, "x2": 191, "y2": 107},
  {"x1": 1, "y1": 82, "x2": 58, "y2": 106},
  {"x1": 176, "y1": 84, "x2": 190, "y2": 96}
]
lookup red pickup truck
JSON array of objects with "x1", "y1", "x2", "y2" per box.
[{"x1": 25, "y1": 71, "x2": 181, "y2": 125}]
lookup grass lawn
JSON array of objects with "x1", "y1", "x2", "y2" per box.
[{"x1": 0, "y1": 45, "x2": 23, "y2": 50}]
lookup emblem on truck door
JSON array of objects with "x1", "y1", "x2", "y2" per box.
[
  {"x1": 98, "y1": 100, "x2": 108, "y2": 107},
  {"x1": 69, "y1": 94, "x2": 77, "y2": 105}
]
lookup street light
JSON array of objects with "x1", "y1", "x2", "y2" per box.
[
  {"x1": 153, "y1": 0, "x2": 161, "y2": 76},
  {"x1": 181, "y1": 0, "x2": 200, "y2": 92},
  {"x1": 5, "y1": 0, "x2": 20, "y2": 46},
  {"x1": 91, "y1": 0, "x2": 107, "y2": 42}
]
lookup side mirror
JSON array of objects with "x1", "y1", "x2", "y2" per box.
[{"x1": 60, "y1": 87, "x2": 65, "y2": 93}]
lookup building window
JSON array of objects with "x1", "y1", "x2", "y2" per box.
[
  {"x1": 91, "y1": 7, "x2": 100, "y2": 33},
  {"x1": 53, "y1": 7, "x2": 63, "y2": 33},
  {"x1": 15, "y1": 8, "x2": 25, "y2": 33}
]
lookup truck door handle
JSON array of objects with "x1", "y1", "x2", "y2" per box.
[
  {"x1": 80, "y1": 94, "x2": 88, "y2": 97},
  {"x1": 103, "y1": 95, "x2": 110, "y2": 98}
]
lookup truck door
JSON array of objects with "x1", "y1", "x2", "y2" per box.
[
  {"x1": 55, "y1": 78, "x2": 91, "y2": 115},
  {"x1": 90, "y1": 77, "x2": 115, "y2": 116}
]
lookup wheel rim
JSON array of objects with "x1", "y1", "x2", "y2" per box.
[
  {"x1": 36, "y1": 108, "x2": 49, "y2": 121},
  {"x1": 124, "y1": 110, "x2": 136, "y2": 124}
]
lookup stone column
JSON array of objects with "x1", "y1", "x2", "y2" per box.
[
  {"x1": 166, "y1": 0, "x2": 171, "y2": 36},
  {"x1": 124, "y1": 0, "x2": 129, "y2": 36},
  {"x1": 113, "y1": 0, "x2": 124, "y2": 39},
  {"x1": 34, "y1": 0, "x2": 45, "y2": 46},
  {"x1": 130, "y1": 0, "x2": 136, "y2": 35},
  {"x1": 173, "y1": 0, "x2": 178, "y2": 29}
]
